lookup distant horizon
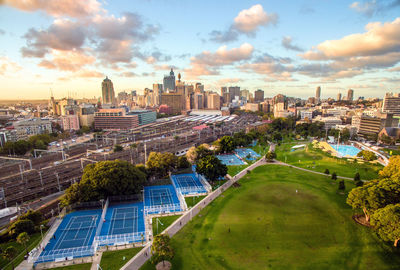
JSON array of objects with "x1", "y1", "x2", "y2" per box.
[{"x1": 1, "y1": 1, "x2": 399, "y2": 99}]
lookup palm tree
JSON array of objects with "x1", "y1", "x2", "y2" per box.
[
  {"x1": 3, "y1": 246, "x2": 17, "y2": 270},
  {"x1": 17, "y1": 232, "x2": 30, "y2": 255}
]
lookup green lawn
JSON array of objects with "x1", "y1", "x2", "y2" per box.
[
  {"x1": 99, "y1": 247, "x2": 143, "y2": 270},
  {"x1": 152, "y1": 215, "x2": 182, "y2": 236},
  {"x1": 0, "y1": 232, "x2": 44, "y2": 270},
  {"x1": 382, "y1": 148, "x2": 400, "y2": 156},
  {"x1": 49, "y1": 263, "x2": 91, "y2": 270},
  {"x1": 185, "y1": 196, "x2": 206, "y2": 208},
  {"x1": 275, "y1": 143, "x2": 383, "y2": 180},
  {"x1": 141, "y1": 165, "x2": 400, "y2": 270}
]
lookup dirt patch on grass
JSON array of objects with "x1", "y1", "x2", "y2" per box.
[{"x1": 353, "y1": 214, "x2": 371, "y2": 227}]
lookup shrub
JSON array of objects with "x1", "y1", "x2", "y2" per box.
[
  {"x1": 331, "y1": 172, "x2": 337, "y2": 180},
  {"x1": 338, "y1": 180, "x2": 345, "y2": 191},
  {"x1": 354, "y1": 172, "x2": 360, "y2": 181},
  {"x1": 20, "y1": 210, "x2": 43, "y2": 226},
  {"x1": 324, "y1": 169, "x2": 330, "y2": 175},
  {"x1": 9, "y1": 219, "x2": 35, "y2": 237},
  {"x1": 355, "y1": 181, "x2": 364, "y2": 187}
]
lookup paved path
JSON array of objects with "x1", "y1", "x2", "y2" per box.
[{"x1": 90, "y1": 251, "x2": 103, "y2": 270}]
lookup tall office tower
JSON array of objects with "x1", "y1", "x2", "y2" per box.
[
  {"x1": 228, "y1": 86, "x2": 240, "y2": 102},
  {"x1": 221, "y1": 87, "x2": 228, "y2": 102},
  {"x1": 254, "y1": 89, "x2": 265, "y2": 102},
  {"x1": 382, "y1": 92, "x2": 400, "y2": 116},
  {"x1": 185, "y1": 84, "x2": 194, "y2": 96},
  {"x1": 337, "y1": 93, "x2": 342, "y2": 101},
  {"x1": 316, "y1": 86, "x2": 321, "y2": 103},
  {"x1": 153, "y1": 84, "x2": 163, "y2": 106},
  {"x1": 194, "y1": 93, "x2": 204, "y2": 109},
  {"x1": 102, "y1": 76, "x2": 115, "y2": 105},
  {"x1": 347, "y1": 89, "x2": 354, "y2": 102},
  {"x1": 208, "y1": 93, "x2": 221, "y2": 109},
  {"x1": 163, "y1": 68, "x2": 175, "y2": 92},
  {"x1": 195, "y1": 83, "x2": 204, "y2": 93},
  {"x1": 240, "y1": 89, "x2": 250, "y2": 101}
]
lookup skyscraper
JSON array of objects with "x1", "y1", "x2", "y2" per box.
[
  {"x1": 254, "y1": 89, "x2": 264, "y2": 102},
  {"x1": 163, "y1": 68, "x2": 175, "y2": 92},
  {"x1": 316, "y1": 86, "x2": 321, "y2": 103},
  {"x1": 337, "y1": 93, "x2": 342, "y2": 101},
  {"x1": 102, "y1": 76, "x2": 115, "y2": 105},
  {"x1": 347, "y1": 89, "x2": 354, "y2": 102},
  {"x1": 228, "y1": 86, "x2": 240, "y2": 102}
]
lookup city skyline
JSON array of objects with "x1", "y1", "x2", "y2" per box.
[{"x1": 0, "y1": 0, "x2": 400, "y2": 100}]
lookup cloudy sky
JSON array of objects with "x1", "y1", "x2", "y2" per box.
[{"x1": 0, "y1": 0, "x2": 399, "y2": 100}]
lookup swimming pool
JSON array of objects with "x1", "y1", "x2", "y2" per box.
[{"x1": 329, "y1": 144, "x2": 361, "y2": 157}]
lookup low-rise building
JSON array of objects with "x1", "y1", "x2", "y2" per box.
[
  {"x1": 94, "y1": 109, "x2": 139, "y2": 130},
  {"x1": 61, "y1": 115, "x2": 80, "y2": 131},
  {"x1": 128, "y1": 110, "x2": 157, "y2": 125}
]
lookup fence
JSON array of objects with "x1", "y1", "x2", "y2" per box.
[
  {"x1": 93, "y1": 231, "x2": 146, "y2": 246},
  {"x1": 198, "y1": 174, "x2": 212, "y2": 193},
  {"x1": 176, "y1": 190, "x2": 187, "y2": 211},
  {"x1": 69, "y1": 200, "x2": 103, "y2": 211},
  {"x1": 34, "y1": 246, "x2": 95, "y2": 264},
  {"x1": 94, "y1": 198, "x2": 109, "y2": 241},
  {"x1": 143, "y1": 203, "x2": 182, "y2": 216},
  {"x1": 109, "y1": 194, "x2": 142, "y2": 204}
]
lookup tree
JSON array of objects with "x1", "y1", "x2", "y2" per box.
[
  {"x1": 19, "y1": 210, "x2": 43, "y2": 225},
  {"x1": 370, "y1": 204, "x2": 400, "y2": 246},
  {"x1": 17, "y1": 232, "x2": 30, "y2": 255},
  {"x1": 332, "y1": 172, "x2": 337, "y2": 180},
  {"x1": 265, "y1": 151, "x2": 276, "y2": 162},
  {"x1": 357, "y1": 150, "x2": 377, "y2": 161},
  {"x1": 9, "y1": 219, "x2": 35, "y2": 237},
  {"x1": 177, "y1": 156, "x2": 190, "y2": 169},
  {"x1": 354, "y1": 172, "x2": 360, "y2": 181},
  {"x1": 380, "y1": 134, "x2": 394, "y2": 145},
  {"x1": 379, "y1": 156, "x2": 400, "y2": 179},
  {"x1": 63, "y1": 160, "x2": 146, "y2": 204},
  {"x1": 338, "y1": 180, "x2": 345, "y2": 190},
  {"x1": 216, "y1": 136, "x2": 235, "y2": 153},
  {"x1": 3, "y1": 246, "x2": 17, "y2": 270},
  {"x1": 324, "y1": 169, "x2": 330, "y2": 175},
  {"x1": 151, "y1": 234, "x2": 174, "y2": 267},
  {"x1": 146, "y1": 152, "x2": 178, "y2": 178},
  {"x1": 355, "y1": 181, "x2": 364, "y2": 187},
  {"x1": 346, "y1": 181, "x2": 376, "y2": 221},
  {"x1": 113, "y1": 144, "x2": 123, "y2": 152},
  {"x1": 196, "y1": 155, "x2": 228, "y2": 182}
]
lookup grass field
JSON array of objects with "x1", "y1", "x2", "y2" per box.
[
  {"x1": 0, "y1": 232, "x2": 44, "y2": 270},
  {"x1": 275, "y1": 143, "x2": 383, "y2": 180},
  {"x1": 141, "y1": 165, "x2": 400, "y2": 270},
  {"x1": 185, "y1": 196, "x2": 206, "y2": 208},
  {"x1": 99, "y1": 247, "x2": 142, "y2": 270},
  {"x1": 152, "y1": 215, "x2": 182, "y2": 236}
]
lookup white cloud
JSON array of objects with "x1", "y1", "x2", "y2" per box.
[{"x1": 234, "y1": 4, "x2": 278, "y2": 33}]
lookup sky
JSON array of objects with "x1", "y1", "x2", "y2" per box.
[{"x1": 0, "y1": 0, "x2": 399, "y2": 100}]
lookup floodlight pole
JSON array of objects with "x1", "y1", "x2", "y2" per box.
[{"x1": 40, "y1": 224, "x2": 44, "y2": 242}]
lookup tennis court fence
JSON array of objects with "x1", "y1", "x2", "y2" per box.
[
  {"x1": 198, "y1": 174, "x2": 212, "y2": 193},
  {"x1": 93, "y1": 231, "x2": 146, "y2": 246},
  {"x1": 34, "y1": 246, "x2": 95, "y2": 264},
  {"x1": 144, "y1": 203, "x2": 181, "y2": 215},
  {"x1": 94, "y1": 198, "x2": 109, "y2": 239},
  {"x1": 109, "y1": 194, "x2": 142, "y2": 203},
  {"x1": 176, "y1": 190, "x2": 187, "y2": 211}
]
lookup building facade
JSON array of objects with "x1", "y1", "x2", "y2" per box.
[
  {"x1": 254, "y1": 89, "x2": 264, "y2": 103},
  {"x1": 163, "y1": 69, "x2": 176, "y2": 92},
  {"x1": 382, "y1": 92, "x2": 400, "y2": 116},
  {"x1": 102, "y1": 77, "x2": 115, "y2": 105},
  {"x1": 61, "y1": 115, "x2": 80, "y2": 131},
  {"x1": 160, "y1": 93, "x2": 183, "y2": 114},
  {"x1": 94, "y1": 109, "x2": 139, "y2": 130}
]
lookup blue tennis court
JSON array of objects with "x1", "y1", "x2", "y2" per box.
[
  {"x1": 37, "y1": 209, "x2": 101, "y2": 263},
  {"x1": 216, "y1": 154, "x2": 245, "y2": 165},
  {"x1": 235, "y1": 148, "x2": 261, "y2": 160},
  {"x1": 100, "y1": 203, "x2": 145, "y2": 236},
  {"x1": 144, "y1": 185, "x2": 181, "y2": 214},
  {"x1": 171, "y1": 173, "x2": 207, "y2": 195}
]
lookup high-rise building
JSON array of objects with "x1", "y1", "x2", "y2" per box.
[
  {"x1": 102, "y1": 76, "x2": 115, "y2": 105},
  {"x1": 161, "y1": 93, "x2": 183, "y2": 114},
  {"x1": 153, "y1": 84, "x2": 163, "y2": 106},
  {"x1": 194, "y1": 93, "x2": 204, "y2": 109},
  {"x1": 254, "y1": 89, "x2": 265, "y2": 102},
  {"x1": 240, "y1": 89, "x2": 250, "y2": 101},
  {"x1": 337, "y1": 93, "x2": 342, "y2": 101},
  {"x1": 316, "y1": 86, "x2": 321, "y2": 103},
  {"x1": 195, "y1": 83, "x2": 204, "y2": 93},
  {"x1": 382, "y1": 92, "x2": 400, "y2": 116},
  {"x1": 163, "y1": 69, "x2": 175, "y2": 92},
  {"x1": 228, "y1": 86, "x2": 240, "y2": 102},
  {"x1": 347, "y1": 89, "x2": 354, "y2": 102},
  {"x1": 207, "y1": 93, "x2": 221, "y2": 110}
]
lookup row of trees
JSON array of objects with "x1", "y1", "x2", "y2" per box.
[{"x1": 347, "y1": 156, "x2": 400, "y2": 246}]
